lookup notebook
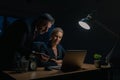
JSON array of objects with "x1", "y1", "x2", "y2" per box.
[{"x1": 48, "y1": 50, "x2": 87, "y2": 72}]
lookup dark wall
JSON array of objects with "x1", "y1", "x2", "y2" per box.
[{"x1": 0, "y1": 0, "x2": 120, "y2": 63}]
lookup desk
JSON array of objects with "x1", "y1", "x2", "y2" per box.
[{"x1": 3, "y1": 64, "x2": 110, "y2": 80}]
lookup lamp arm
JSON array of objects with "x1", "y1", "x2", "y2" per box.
[
  {"x1": 105, "y1": 38, "x2": 119, "y2": 63},
  {"x1": 94, "y1": 20, "x2": 119, "y2": 39},
  {"x1": 93, "y1": 20, "x2": 120, "y2": 64}
]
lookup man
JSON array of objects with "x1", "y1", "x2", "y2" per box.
[
  {"x1": 32, "y1": 13, "x2": 55, "y2": 43},
  {"x1": 31, "y1": 13, "x2": 55, "y2": 68}
]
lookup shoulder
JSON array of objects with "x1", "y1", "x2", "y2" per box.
[
  {"x1": 57, "y1": 44, "x2": 63, "y2": 49},
  {"x1": 57, "y1": 44, "x2": 65, "y2": 52}
]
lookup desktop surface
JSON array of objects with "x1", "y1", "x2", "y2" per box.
[{"x1": 3, "y1": 64, "x2": 111, "y2": 80}]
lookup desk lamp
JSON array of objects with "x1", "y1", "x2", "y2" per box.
[{"x1": 78, "y1": 13, "x2": 119, "y2": 66}]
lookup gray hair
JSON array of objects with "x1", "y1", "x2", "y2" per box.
[{"x1": 51, "y1": 27, "x2": 64, "y2": 36}]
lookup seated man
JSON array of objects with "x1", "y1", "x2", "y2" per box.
[{"x1": 0, "y1": 19, "x2": 30, "y2": 70}]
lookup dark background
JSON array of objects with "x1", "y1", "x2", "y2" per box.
[{"x1": 0, "y1": 0, "x2": 120, "y2": 63}]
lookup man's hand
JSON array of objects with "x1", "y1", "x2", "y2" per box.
[{"x1": 41, "y1": 55, "x2": 49, "y2": 62}]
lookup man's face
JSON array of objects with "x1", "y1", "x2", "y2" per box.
[{"x1": 37, "y1": 21, "x2": 52, "y2": 34}]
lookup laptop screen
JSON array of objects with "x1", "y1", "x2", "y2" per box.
[{"x1": 61, "y1": 50, "x2": 87, "y2": 72}]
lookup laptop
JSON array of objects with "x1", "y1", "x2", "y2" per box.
[
  {"x1": 61, "y1": 50, "x2": 87, "y2": 72},
  {"x1": 48, "y1": 50, "x2": 87, "y2": 72}
]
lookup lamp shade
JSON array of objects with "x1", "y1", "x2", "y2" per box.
[
  {"x1": 78, "y1": 14, "x2": 94, "y2": 30},
  {"x1": 78, "y1": 18, "x2": 90, "y2": 30}
]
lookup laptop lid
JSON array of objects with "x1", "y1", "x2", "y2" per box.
[{"x1": 61, "y1": 50, "x2": 87, "y2": 72}]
